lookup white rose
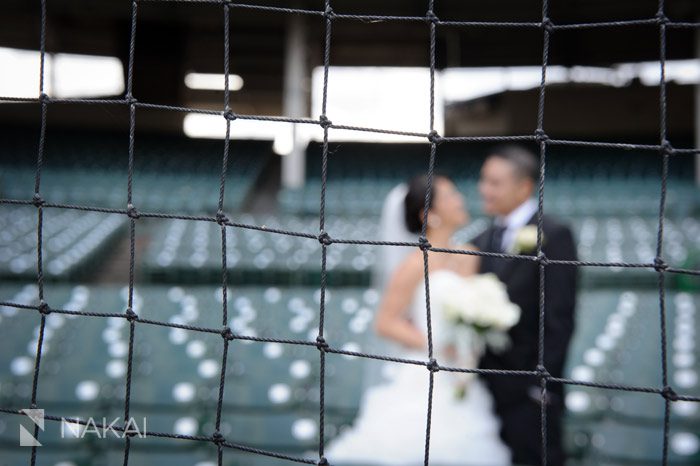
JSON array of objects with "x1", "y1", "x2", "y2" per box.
[{"x1": 510, "y1": 225, "x2": 540, "y2": 254}]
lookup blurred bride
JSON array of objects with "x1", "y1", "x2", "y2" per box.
[{"x1": 323, "y1": 173, "x2": 513, "y2": 465}]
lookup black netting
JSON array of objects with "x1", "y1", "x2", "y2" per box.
[{"x1": 1, "y1": 1, "x2": 699, "y2": 466}]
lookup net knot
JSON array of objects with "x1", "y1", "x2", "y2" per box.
[
  {"x1": 662, "y1": 385, "x2": 678, "y2": 401},
  {"x1": 536, "y1": 252, "x2": 548, "y2": 265},
  {"x1": 125, "y1": 94, "x2": 137, "y2": 106},
  {"x1": 427, "y1": 358, "x2": 439, "y2": 373},
  {"x1": 654, "y1": 257, "x2": 668, "y2": 272},
  {"x1": 32, "y1": 193, "x2": 45, "y2": 207},
  {"x1": 126, "y1": 204, "x2": 140, "y2": 219},
  {"x1": 655, "y1": 12, "x2": 669, "y2": 25},
  {"x1": 324, "y1": 6, "x2": 335, "y2": 20},
  {"x1": 316, "y1": 335, "x2": 330, "y2": 352},
  {"x1": 212, "y1": 431, "x2": 225, "y2": 445},
  {"x1": 660, "y1": 139, "x2": 674, "y2": 156},
  {"x1": 224, "y1": 110, "x2": 237, "y2": 121},
  {"x1": 427, "y1": 130, "x2": 441, "y2": 144},
  {"x1": 216, "y1": 210, "x2": 229, "y2": 225},
  {"x1": 38, "y1": 300, "x2": 51, "y2": 316},
  {"x1": 319, "y1": 115, "x2": 332, "y2": 129},
  {"x1": 418, "y1": 236, "x2": 431, "y2": 251},
  {"x1": 317, "y1": 457, "x2": 329, "y2": 466},
  {"x1": 534, "y1": 129, "x2": 549, "y2": 143},
  {"x1": 221, "y1": 327, "x2": 235, "y2": 341},
  {"x1": 125, "y1": 307, "x2": 138, "y2": 322},
  {"x1": 536, "y1": 364, "x2": 550, "y2": 379},
  {"x1": 425, "y1": 10, "x2": 439, "y2": 23},
  {"x1": 39, "y1": 92, "x2": 50, "y2": 104},
  {"x1": 318, "y1": 230, "x2": 333, "y2": 246},
  {"x1": 541, "y1": 17, "x2": 555, "y2": 32}
]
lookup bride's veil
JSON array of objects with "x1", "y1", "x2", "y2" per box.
[
  {"x1": 374, "y1": 182, "x2": 418, "y2": 291},
  {"x1": 362, "y1": 182, "x2": 419, "y2": 389}
]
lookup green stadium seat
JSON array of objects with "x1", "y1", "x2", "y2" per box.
[
  {"x1": 0, "y1": 130, "x2": 270, "y2": 214},
  {"x1": 590, "y1": 421, "x2": 700, "y2": 464},
  {"x1": 0, "y1": 206, "x2": 126, "y2": 281}
]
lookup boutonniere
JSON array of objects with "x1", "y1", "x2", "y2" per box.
[{"x1": 509, "y1": 225, "x2": 542, "y2": 255}]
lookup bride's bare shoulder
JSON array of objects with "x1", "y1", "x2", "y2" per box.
[
  {"x1": 402, "y1": 249, "x2": 425, "y2": 268},
  {"x1": 394, "y1": 249, "x2": 425, "y2": 279},
  {"x1": 453, "y1": 242, "x2": 480, "y2": 275}
]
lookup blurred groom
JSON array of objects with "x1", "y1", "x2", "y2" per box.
[{"x1": 473, "y1": 145, "x2": 578, "y2": 466}]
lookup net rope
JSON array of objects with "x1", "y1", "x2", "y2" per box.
[{"x1": 0, "y1": 1, "x2": 700, "y2": 465}]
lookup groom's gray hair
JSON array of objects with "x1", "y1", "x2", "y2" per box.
[{"x1": 486, "y1": 145, "x2": 539, "y2": 182}]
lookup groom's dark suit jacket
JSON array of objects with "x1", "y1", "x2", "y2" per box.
[{"x1": 473, "y1": 212, "x2": 577, "y2": 466}]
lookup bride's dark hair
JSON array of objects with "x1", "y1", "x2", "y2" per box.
[{"x1": 404, "y1": 171, "x2": 452, "y2": 234}]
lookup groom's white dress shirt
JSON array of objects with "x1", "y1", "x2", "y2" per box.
[{"x1": 494, "y1": 198, "x2": 538, "y2": 253}]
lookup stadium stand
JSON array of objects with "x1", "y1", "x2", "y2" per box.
[
  {"x1": 279, "y1": 143, "x2": 700, "y2": 218},
  {"x1": 1, "y1": 283, "x2": 698, "y2": 464},
  {"x1": 0, "y1": 283, "x2": 376, "y2": 463},
  {"x1": 2, "y1": 135, "x2": 699, "y2": 465},
  {"x1": 0, "y1": 128, "x2": 271, "y2": 213},
  {"x1": 138, "y1": 214, "x2": 698, "y2": 288},
  {"x1": 0, "y1": 206, "x2": 125, "y2": 281}
]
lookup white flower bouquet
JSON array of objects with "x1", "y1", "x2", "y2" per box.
[{"x1": 440, "y1": 273, "x2": 521, "y2": 399}]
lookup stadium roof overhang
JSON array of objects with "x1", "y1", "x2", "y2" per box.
[{"x1": 1, "y1": 0, "x2": 699, "y2": 122}]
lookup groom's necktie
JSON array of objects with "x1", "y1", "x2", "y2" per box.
[{"x1": 491, "y1": 224, "x2": 507, "y2": 253}]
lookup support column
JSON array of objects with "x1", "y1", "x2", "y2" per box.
[
  {"x1": 126, "y1": 20, "x2": 186, "y2": 133},
  {"x1": 281, "y1": 12, "x2": 309, "y2": 189}
]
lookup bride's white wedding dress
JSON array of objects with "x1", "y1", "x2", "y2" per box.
[{"x1": 324, "y1": 269, "x2": 511, "y2": 466}]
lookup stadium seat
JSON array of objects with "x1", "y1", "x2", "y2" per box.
[
  {"x1": 590, "y1": 420, "x2": 700, "y2": 464},
  {"x1": 0, "y1": 130, "x2": 270, "y2": 214},
  {"x1": 0, "y1": 206, "x2": 126, "y2": 281}
]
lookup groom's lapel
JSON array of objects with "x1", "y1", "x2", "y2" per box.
[
  {"x1": 484, "y1": 221, "x2": 514, "y2": 277},
  {"x1": 495, "y1": 212, "x2": 540, "y2": 284},
  {"x1": 525, "y1": 211, "x2": 539, "y2": 228}
]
